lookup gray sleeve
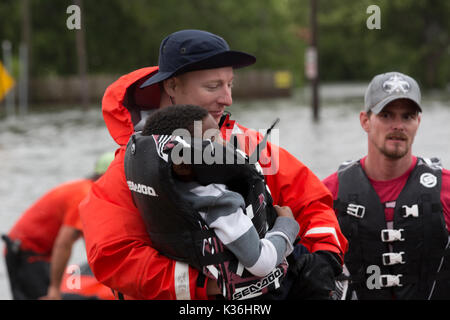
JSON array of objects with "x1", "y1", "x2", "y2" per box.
[
  {"x1": 205, "y1": 191, "x2": 299, "y2": 277},
  {"x1": 265, "y1": 216, "x2": 300, "y2": 257},
  {"x1": 227, "y1": 215, "x2": 299, "y2": 277},
  {"x1": 181, "y1": 182, "x2": 300, "y2": 277}
]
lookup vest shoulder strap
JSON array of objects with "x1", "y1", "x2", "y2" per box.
[
  {"x1": 337, "y1": 159, "x2": 359, "y2": 173},
  {"x1": 417, "y1": 157, "x2": 443, "y2": 171}
]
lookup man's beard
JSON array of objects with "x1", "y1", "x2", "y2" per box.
[
  {"x1": 380, "y1": 132, "x2": 411, "y2": 159},
  {"x1": 380, "y1": 144, "x2": 409, "y2": 159}
]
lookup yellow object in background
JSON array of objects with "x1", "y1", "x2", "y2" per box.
[
  {"x1": 0, "y1": 60, "x2": 15, "y2": 101},
  {"x1": 274, "y1": 71, "x2": 292, "y2": 89}
]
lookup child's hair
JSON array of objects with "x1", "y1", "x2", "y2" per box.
[{"x1": 142, "y1": 104, "x2": 209, "y2": 136}]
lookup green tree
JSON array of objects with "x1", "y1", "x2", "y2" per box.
[
  {"x1": 317, "y1": 0, "x2": 450, "y2": 88},
  {"x1": 0, "y1": 0, "x2": 448, "y2": 88}
]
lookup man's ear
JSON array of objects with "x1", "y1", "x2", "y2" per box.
[
  {"x1": 163, "y1": 77, "x2": 178, "y2": 97},
  {"x1": 360, "y1": 111, "x2": 370, "y2": 133}
]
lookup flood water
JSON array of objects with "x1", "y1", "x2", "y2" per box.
[{"x1": 0, "y1": 89, "x2": 449, "y2": 299}]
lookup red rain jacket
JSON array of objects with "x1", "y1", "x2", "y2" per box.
[
  {"x1": 79, "y1": 67, "x2": 348, "y2": 300},
  {"x1": 9, "y1": 179, "x2": 92, "y2": 258}
]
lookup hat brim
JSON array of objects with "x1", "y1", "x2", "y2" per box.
[
  {"x1": 140, "y1": 50, "x2": 256, "y2": 89},
  {"x1": 371, "y1": 95, "x2": 422, "y2": 114}
]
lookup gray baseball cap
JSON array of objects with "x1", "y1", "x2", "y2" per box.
[{"x1": 364, "y1": 71, "x2": 422, "y2": 114}]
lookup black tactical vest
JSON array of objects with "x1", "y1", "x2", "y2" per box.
[{"x1": 335, "y1": 158, "x2": 450, "y2": 299}]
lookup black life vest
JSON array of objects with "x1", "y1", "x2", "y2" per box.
[
  {"x1": 334, "y1": 157, "x2": 450, "y2": 299},
  {"x1": 124, "y1": 133, "x2": 283, "y2": 299}
]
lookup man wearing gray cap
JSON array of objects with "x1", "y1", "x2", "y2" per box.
[{"x1": 323, "y1": 71, "x2": 450, "y2": 300}]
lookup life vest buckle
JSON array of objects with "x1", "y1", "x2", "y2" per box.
[
  {"x1": 380, "y1": 274, "x2": 403, "y2": 287},
  {"x1": 381, "y1": 229, "x2": 405, "y2": 242},
  {"x1": 346, "y1": 203, "x2": 365, "y2": 218},
  {"x1": 402, "y1": 204, "x2": 419, "y2": 218},
  {"x1": 382, "y1": 252, "x2": 405, "y2": 265}
]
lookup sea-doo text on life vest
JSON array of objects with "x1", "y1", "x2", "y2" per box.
[{"x1": 127, "y1": 180, "x2": 158, "y2": 197}]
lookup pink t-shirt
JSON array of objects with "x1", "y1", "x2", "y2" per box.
[{"x1": 323, "y1": 156, "x2": 450, "y2": 231}]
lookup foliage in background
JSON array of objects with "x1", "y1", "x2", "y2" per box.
[
  {"x1": 0, "y1": 0, "x2": 448, "y2": 88},
  {"x1": 319, "y1": 0, "x2": 450, "y2": 87}
]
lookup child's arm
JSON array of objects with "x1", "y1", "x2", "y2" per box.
[{"x1": 189, "y1": 183, "x2": 299, "y2": 277}]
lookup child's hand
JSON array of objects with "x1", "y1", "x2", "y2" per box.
[{"x1": 274, "y1": 205, "x2": 294, "y2": 219}]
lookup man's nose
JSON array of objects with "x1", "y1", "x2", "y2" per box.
[
  {"x1": 391, "y1": 115, "x2": 405, "y2": 130},
  {"x1": 218, "y1": 86, "x2": 232, "y2": 106}
]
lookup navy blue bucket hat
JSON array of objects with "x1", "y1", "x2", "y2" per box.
[{"x1": 140, "y1": 29, "x2": 256, "y2": 88}]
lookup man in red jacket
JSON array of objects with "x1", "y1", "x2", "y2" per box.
[
  {"x1": 79, "y1": 29, "x2": 348, "y2": 300},
  {"x1": 3, "y1": 152, "x2": 114, "y2": 300}
]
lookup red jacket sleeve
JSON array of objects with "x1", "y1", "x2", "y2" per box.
[
  {"x1": 263, "y1": 142, "x2": 348, "y2": 261},
  {"x1": 79, "y1": 148, "x2": 208, "y2": 300},
  {"x1": 62, "y1": 180, "x2": 93, "y2": 232}
]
